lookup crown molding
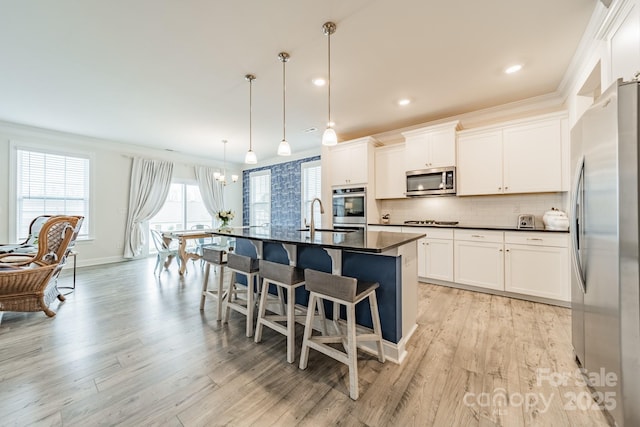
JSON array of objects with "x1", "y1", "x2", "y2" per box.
[{"x1": 557, "y1": 0, "x2": 631, "y2": 101}]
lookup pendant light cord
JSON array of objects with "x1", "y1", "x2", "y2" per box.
[
  {"x1": 327, "y1": 30, "x2": 331, "y2": 125},
  {"x1": 249, "y1": 78, "x2": 253, "y2": 151},
  {"x1": 283, "y1": 58, "x2": 286, "y2": 141}
]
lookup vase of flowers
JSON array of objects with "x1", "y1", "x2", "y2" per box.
[{"x1": 216, "y1": 210, "x2": 234, "y2": 230}]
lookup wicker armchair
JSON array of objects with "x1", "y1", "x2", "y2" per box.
[{"x1": 0, "y1": 215, "x2": 83, "y2": 317}]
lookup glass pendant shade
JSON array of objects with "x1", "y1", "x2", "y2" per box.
[
  {"x1": 231, "y1": 174, "x2": 239, "y2": 182},
  {"x1": 245, "y1": 149, "x2": 257, "y2": 164},
  {"x1": 277, "y1": 139, "x2": 291, "y2": 156},
  {"x1": 322, "y1": 127, "x2": 337, "y2": 146}
]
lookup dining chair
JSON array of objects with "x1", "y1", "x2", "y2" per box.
[
  {"x1": 190, "y1": 224, "x2": 213, "y2": 268},
  {"x1": 150, "y1": 229, "x2": 180, "y2": 275}
]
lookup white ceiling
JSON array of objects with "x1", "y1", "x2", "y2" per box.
[{"x1": 0, "y1": 0, "x2": 598, "y2": 164}]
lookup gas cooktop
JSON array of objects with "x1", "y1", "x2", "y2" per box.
[{"x1": 404, "y1": 220, "x2": 459, "y2": 226}]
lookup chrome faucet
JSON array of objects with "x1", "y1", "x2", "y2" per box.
[{"x1": 309, "y1": 198, "x2": 325, "y2": 234}]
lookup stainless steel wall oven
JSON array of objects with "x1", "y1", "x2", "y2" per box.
[{"x1": 332, "y1": 187, "x2": 366, "y2": 228}]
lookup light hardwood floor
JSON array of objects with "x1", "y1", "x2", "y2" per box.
[{"x1": 0, "y1": 258, "x2": 612, "y2": 426}]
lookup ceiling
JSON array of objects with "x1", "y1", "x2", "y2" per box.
[{"x1": 0, "y1": 0, "x2": 598, "y2": 164}]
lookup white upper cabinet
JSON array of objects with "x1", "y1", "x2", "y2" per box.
[
  {"x1": 375, "y1": 144, "x2": 406, "y2": 199},
  {"x1": 328, "y1": 137, "x2": 375, "y2": 187},
  {"x1": 457, "y1": 112, "x2": 567, "y2": 196},
  {"x1": 503, "y1": 118, "x2": 563, "y2": 193},
  {"x1": 457, "y1": 130, "x2": 503, "y2": 195},
  {"x1": 402, "y1": 121, "x2": 460, "y2": 171},
  {"x1": 610, "y1": 3, "x2": 640, "y2": 84}
]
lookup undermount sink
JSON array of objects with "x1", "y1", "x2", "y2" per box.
[{"x1": 297, "y1": 228, "x2": 356, "y2": 234}]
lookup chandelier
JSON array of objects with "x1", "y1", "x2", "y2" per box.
[{"x1": 214, "y1": 140, "x2": 239, "y2": 185}]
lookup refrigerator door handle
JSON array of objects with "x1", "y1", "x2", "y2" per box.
[{"x1": 570, "y1": 156, "x2": 586, "y2": 293}]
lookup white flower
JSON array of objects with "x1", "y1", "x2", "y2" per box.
[{"x1": 216, "y1": 210, "x2": 235, "y2": 221}]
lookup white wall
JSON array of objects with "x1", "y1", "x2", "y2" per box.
[{"x1": 0, "y1": 121, "x2": 242, "y2": 267}]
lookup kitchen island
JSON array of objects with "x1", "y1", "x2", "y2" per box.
[{"x1": 211, "y1": 225, "x2": 424, "y2": 363}]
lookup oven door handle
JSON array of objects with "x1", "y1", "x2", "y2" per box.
[{"x1": 332, "y1": 193, "x2": 365, "y2": 198}]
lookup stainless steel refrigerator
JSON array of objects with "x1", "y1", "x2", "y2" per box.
[{"x1": 571, "y1": 79, "x2": 640, "y2": 426}]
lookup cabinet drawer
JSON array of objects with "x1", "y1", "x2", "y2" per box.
[
  {"x1": 421, "y1": 228, "x2": 454, "y2": 240},
  {"x1": 504, "y1": 232, "x2": 568, "y2": 248},
  {"x1": 454, "y1": 229, "x2": 504, "y2": 243}
]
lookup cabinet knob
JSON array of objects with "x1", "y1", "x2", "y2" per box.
[
  {"x1": 499, "y1": 249, "x2": 503, "y2": 252},
  {"x1": 498, "y1": 187, "x2": 502, "y2": 190},
  {"x1": 505, "y1": 186, "x2": 509, "y2": 190},
  {"x1": 506, "y1": 249, "x2": 510, "y2": 252}
]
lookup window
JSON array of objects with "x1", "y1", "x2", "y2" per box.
[
  {"x1": 15, "y1": 147, "x2": 90, "y2": 240},
  {"x1": 249, "y1": 170, "x2": 271, "y2": 226},
  {"x1": 149, "y1": 183, "x2": 212, "y2": 232},
  {"x1": 301, "y1": 161, "x2": 322, "y2": 228}
]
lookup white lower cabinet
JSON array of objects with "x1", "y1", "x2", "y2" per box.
[
  {"x1": 453, "y1": 230, "x2": 505, "y2": 291},
  {"x1": 451, "y1": 230, "x2": 569, "y2": 303},
  {"x1": 423, "y1": 238, "x2": 454, "y2": 282},
  {"x1": 373, "y1": 225, "x2": 570, "y2": 304},
  {"x1": 367, "y1": 225, "x2": 403, "y2": 233},
  {"x1": 504, "y1": 232, "x2": 569, "y2": 302},
  {"x1": 417, "y1": 228, "x2": 454, "y2": 282}
]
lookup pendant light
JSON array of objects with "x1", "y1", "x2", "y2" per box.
[
  {"x1": 277, "y1": 52, "x2": 292, "y2": 156},
  {"x1": 244, "y1": 74, "x2": 258, "y2": 164},
  {"x1": 215, "y1": 140, "x2": 238, "y2": 185},
  {"x1": 321, "y1": 22, "x2": 338, "y2": 146}
]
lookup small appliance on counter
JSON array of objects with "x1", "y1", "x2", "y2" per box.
[
  {"x1": 517, "y1": 214, "x2": 535, "y2": 229},
  {"x1": 542, "y1": 208, "x2": 569, "y2": 230}
]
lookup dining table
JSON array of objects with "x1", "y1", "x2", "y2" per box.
[{"x1": 162, "y1": 229, "x2": 235, "y2": 275}]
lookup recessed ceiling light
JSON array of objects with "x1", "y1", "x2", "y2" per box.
[
  {"x1": 398, "y1": 98, "x2": 411, "y2": 106},
  {"x1": 312, "y1": 78, "x2": 326, "y2": 86},
  {"x1": 505, "y1": 64, "x2": 523, "y2": 74},
  {"x1": 304, "y1": 127, "x2": 318, "y2": 133}
]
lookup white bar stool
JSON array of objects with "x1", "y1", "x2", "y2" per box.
[
  {"x1": 199, "y1": 246, "x2": 227, "y2": 321},
  {"x1": 299, "y1": 268, "x2": 385, "y2": 400},
  {"x1": 254, "y1": 260, "x2": 308, "y2": 363},
  {"x1": 223, "y1": 253, "x2": 259, "y2": 337}
]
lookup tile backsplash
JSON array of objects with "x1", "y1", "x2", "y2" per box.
[{"x1": 377, "y1": 193, "x2": 568, "y2": 228}]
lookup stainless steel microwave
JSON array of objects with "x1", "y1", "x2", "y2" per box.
[{"x1": 406, "y1": 166, "x2": 456, "y2": 196}]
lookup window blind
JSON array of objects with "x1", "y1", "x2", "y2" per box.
[
  {"x1": 301, "y1": 161, "x2": 322, "y2": 228},
  {"x1": 16, "y1": 149, "x2": 90, "y2": 240},
  {"x1": 249, "y1": 170, "x2": 271, "y2": 226}
]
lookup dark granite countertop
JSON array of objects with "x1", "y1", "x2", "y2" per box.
[
  {"x1": 210, "y1": 225, "x2": 424, "y2": 253},
  {"x1": 370, "y1": 223, "x2": 569, "y2": 233}
]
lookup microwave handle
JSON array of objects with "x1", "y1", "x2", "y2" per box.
[{"x1": 439, "y1": 172, "x2": 446, "y2": 189}]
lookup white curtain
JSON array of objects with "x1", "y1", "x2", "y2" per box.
[
  {"x1": 195, "y1": 165, "x2": 225, "y2": 216},
  {"x1": 124, "y1": 158, "x2": 174, "y2": 258}
]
